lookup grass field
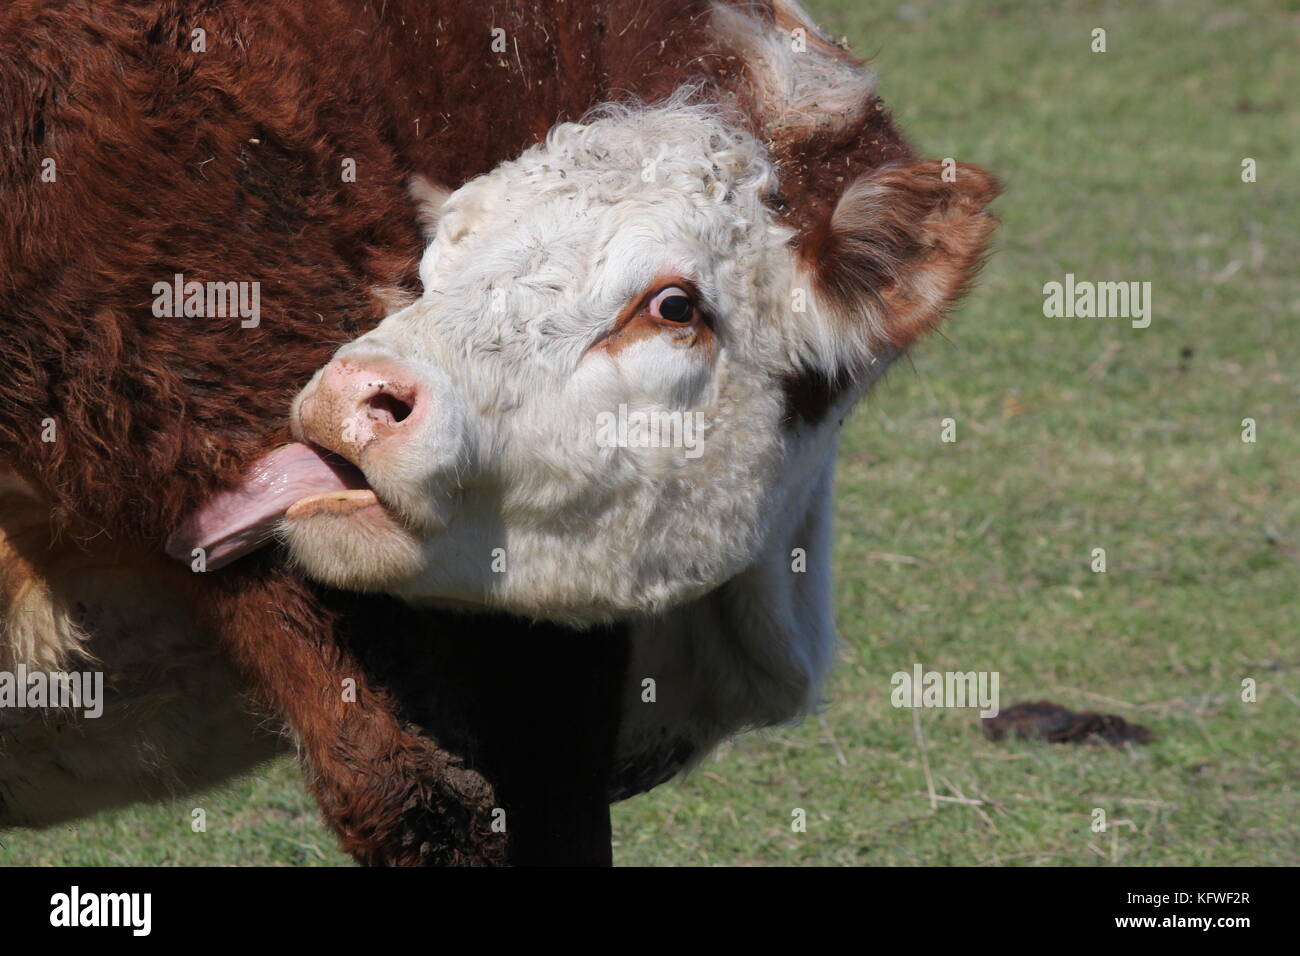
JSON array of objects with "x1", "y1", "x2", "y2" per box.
[{"x1": 2, "y1": 0, "x2": 1295, "y2": 866}]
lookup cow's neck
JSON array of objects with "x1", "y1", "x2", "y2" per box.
[{"x1": 615, "y1": 433, "x2": 843, "y2": 796}]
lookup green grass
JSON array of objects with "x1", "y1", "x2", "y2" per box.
[
  {"x1": 3, "y1": 0, "x2": 1296, "y2": 866},
  {"x1": 2, "y1": 759, "x2": 350, "y2": 866}
]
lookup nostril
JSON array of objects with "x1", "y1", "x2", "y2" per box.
[{"x1": 366, "y1": 390, "x2": 414, "y2": 426}]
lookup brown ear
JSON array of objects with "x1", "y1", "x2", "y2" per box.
[{"x1": 800, "y1": 160, "x2": 1001, "y2": 360}]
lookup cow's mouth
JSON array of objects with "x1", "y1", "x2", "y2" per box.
[
  {"x1": 285, "y1": 486, "x2": 380, "y2": 519},
  {"x1": 166, "y1": 442, "x2": 400, "y2": 570}
]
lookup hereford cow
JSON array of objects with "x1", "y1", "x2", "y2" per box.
[{"x1": 0, "y1": 0, "x2": 997, "y2": 865}]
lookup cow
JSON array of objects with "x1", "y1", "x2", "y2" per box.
[{"x1": 0, "y1": 0, "x2": 998, "y2": 865}]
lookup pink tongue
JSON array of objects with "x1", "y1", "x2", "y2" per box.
[{"x1": 166, "y1": 442, "x2": 367, "y2": 570}]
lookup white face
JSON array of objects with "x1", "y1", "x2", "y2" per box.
[{"x1": 280, "y1": 105, "x2": 822, "y2": 624}]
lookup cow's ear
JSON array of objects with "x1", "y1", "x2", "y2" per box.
[
  {"x1": 792, "y1": 160, "x2": 1001, "y2": 380},
  {"x1": 407, "y1": 174, "x2": 453, "y2": 242}
]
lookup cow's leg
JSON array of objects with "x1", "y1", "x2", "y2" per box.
[
  {"x1": 333, "y1": 606, "x2": 629, "y2": 867},
  {"x1": 495, "y1": 787, "x2": 613, "y2": 867},
  {"x1": 189, "y1": 561, "x2": 510, "y2": 867},
  {"x1": 466, "y1": 621, "x2": 628, "y2": 867}
]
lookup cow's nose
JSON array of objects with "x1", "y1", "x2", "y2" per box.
[{"x1": 296, "y1": 357, "x2": 423, "y2": 463}]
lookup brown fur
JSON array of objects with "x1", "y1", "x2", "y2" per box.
[{"x1": 0, "y1": 0, "x2": 995, "y2": 864}]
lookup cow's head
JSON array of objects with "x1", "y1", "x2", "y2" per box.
[
  {"x1": 269, "y1": 97, "x2": 995, "y2": 623},
  {"x1": 171, "y1": 1, "x2": 998, "y2": 753}
]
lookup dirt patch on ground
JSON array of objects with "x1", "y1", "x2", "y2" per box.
[{"x1": 982, "y1": 700, "x2": 1154, "y2": 746}]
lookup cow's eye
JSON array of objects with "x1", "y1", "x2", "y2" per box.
[{"x1": 649, "y1": 286, "x2": 695, "y2": 324}]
